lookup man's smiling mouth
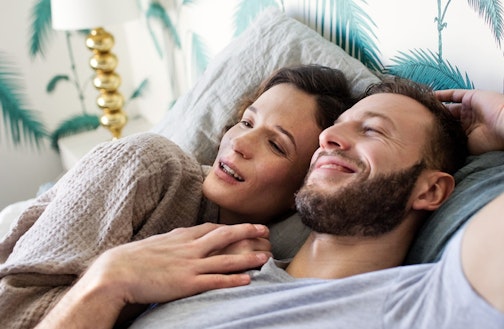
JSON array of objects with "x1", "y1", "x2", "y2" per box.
[
  {"x1": 220, "y1": 162, "x2": 245, "y2": 181},
  {"x1": 318, "y1": 163, "x2": 354, "y2": 173}
]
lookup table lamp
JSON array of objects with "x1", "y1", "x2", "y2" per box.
[{"x1": 51, "y1": 0, "x2": 140, "y2": 139}]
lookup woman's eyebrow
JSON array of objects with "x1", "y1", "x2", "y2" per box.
[
  {"x1": 275, "y1": 125, "x2": 296, "y2": 150},
  {"x1": 249, "y1": 105, "x2": 297, "y2": 150}
]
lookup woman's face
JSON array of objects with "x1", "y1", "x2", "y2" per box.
[{"x1": 203, "y1": 83, "x2": 322, "y2": 224}]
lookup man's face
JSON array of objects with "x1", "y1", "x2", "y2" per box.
[{"x1": 296, "y1": 93, "x2": 434, "y2": 236}]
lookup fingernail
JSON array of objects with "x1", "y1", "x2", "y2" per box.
[
  {"x1": 254, "y1": 224, "x2": 267, "y2": 233},
  {"x1": 257, "y1": 253, "x2": 269, "y2": 262}
]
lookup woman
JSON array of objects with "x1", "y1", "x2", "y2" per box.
[
  {"x1": 0, "y1": 65, "x2": 355, "y2": 329},
  {"x1": 205, "y1": 65, "x2": 354, "y2": 224}
]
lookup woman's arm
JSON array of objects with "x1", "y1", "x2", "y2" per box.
[{"x1": 36, "y1": 223, "x2": 271, "y2": 329}]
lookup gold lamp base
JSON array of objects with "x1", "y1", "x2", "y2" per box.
[{"x1": 86, "y1": 27, "x2": 127, "y2": 140}]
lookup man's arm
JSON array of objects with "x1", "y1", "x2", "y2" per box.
[
  {"x1": 437, "y1": 89, "x2": 504, "y2": 312},
  {"x1": 461, "y1": 192, "x2": 504, "y2": 312},
  {"x1": 35, "y1": 223, "x2": 271, "y2": 329}
]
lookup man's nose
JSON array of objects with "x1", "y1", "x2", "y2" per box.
[{"x1": 319, "y1": 124, "x2": 352, "y2": 151}]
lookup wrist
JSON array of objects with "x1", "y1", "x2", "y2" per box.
[{"x1": 36, "y1": 256, "x2": 127, "y2": 329}]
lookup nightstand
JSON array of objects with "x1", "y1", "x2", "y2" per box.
[{"x1": 58, "y1": 116, "x2": 153, "y2": 171}]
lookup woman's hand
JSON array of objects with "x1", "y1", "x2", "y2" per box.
[
  {"x1": 92, "y1": 223, "x2": 271, "y2": 305},
  {"x1": 436, "y1": 89, "x2": 504, "y2": 154},
  {"x1": 211, "y1": 227, "x2": 271, "y2": 256},
  {"x1": 37, "y1": 223, "x2": 271, "y2": 329}
]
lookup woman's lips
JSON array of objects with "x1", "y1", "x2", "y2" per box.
[{"x1": 219, "y1": 162, "x2": 245, "y2": 182}]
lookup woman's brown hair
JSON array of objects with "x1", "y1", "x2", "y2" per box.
[{"x1": 233, "y1": 64, "x2": 356, "y2": 130}]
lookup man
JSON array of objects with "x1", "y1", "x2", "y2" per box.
[{"x1": 37, "y1": 80, "x2": 504, "y2": 328}]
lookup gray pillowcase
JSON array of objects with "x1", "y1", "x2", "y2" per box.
[
  {"x1": 150, "y1": 8, "x2": 379, "y2": 165},
  {"x1": 404, "y1": 151, "x2": 504, "y2": 264}
]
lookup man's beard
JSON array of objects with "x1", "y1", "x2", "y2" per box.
[{"x1": 295, "y1": 162, "x2": 425, "y2": 237}]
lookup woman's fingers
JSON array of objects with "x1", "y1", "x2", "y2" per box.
[
  {"x1": 198, "y1": 251, "x2": 270, "y2": 274},
  {"x1": 195, "y1": 223, "x2": 270, "y2": 256},
  {"x1": 192, "y1": 273, "x2": 253, "y2": 292},
  {"x1": 83, "y1": 223, "x2": 272, "y2": 306},
  {"x1": 209, "y1": 237, "x2": 272, "y2": 257},
  {"x1": 163, "y1": 222, "x2": 225, "y2": 241}
]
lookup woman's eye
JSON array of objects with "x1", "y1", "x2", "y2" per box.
[
  {"x1": 240, "y1": 120, "x2": 252, "y2": 128},
  {"x1": 269, "y1": 141, "x2": 286, "y2": 155}
]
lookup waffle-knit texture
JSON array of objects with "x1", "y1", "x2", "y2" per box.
[{"x1": 0, "y1": 132, "x2": 215, "y2": 329}]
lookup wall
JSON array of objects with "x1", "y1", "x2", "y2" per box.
[
  {"x1": 1, "y1": 0, "x2": 503, "y2": 210},
  {"x1": 0, "y1": 0, "x2": 136, "y2": 209},
  {"x1": 129, "y1": 0, "x2": 504, "y2": 125}
]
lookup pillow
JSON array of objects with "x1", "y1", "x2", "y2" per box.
[
  {"x1": 151, "y1": 7, "x2": 379, "y2": 165},
  {"x1": 404, "y1": 151, "x2": 504, "y2": 264},
  {"x1": 150, "y1": 8, "x2": 379, "y2": 260}
]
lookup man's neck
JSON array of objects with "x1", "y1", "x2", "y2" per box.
[{"x1": 285, "y1": 221, "x2": 418, "y2": 279}]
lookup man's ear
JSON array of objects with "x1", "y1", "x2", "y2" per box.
[{"x1": 412, "y1": 171, "x2": 455, "y2": 211}]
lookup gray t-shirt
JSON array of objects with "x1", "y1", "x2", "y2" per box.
[{"x1": 129, "y1": 227, "x2": 504, "y2": 328}]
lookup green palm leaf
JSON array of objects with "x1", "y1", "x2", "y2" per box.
[
  {"x1": 50, "y1": 113, "x2": 100, "y2": 151},
  {"x1": 191, "y1": 32, "x2": 210, "y2": 78},
  {"x1": 146, "y1": 2, "x2": 181, "y2": 57},
  {"x1": 308, "y1": 0, "x2": 383, "y2": 72},
  {"x1": 128, "y1": 78, "x2": 149, "y2": 101},
  {"x1": 0, "y1": 56, "x2": 47, "y2": 148},
  {"x1": 46, "y1": 75, "x2": 70, "y2": 93},
  {"x1": 29, "y1": 0, "x2": 53, "y2": 58},
  {"x1": 234, "y1": 0, "x2": 280, "y2": 37},
  {"x1": 387, "y1": 48, "x2": 474, "y2": 90},
  {"x1": 0, "y1": 58, "x2": 47, "y2": 148},
  {"x1": 467, "y1": 0, "x2": 504, "y2": 46}
]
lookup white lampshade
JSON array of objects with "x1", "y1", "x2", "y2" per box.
[{"x1": 51, "y1": 0, "x2": 140, "y2": 30}]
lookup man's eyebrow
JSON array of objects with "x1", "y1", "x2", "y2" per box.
[
  {"x1": 336, "y1": 110, "x2": 396, "y2": 129},
  {"x1": 363, "y1": 111, "x2": 396, "y2": 129}
]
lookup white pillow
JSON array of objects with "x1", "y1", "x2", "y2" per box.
[{"x1": 151, "y1": 8, "x2": 379, "y2": 165}]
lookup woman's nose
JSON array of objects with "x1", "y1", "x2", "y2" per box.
[
  {"x1": 319, "y1": 124, "x2": 351, "y2": 151},
  {"x1": 231, "y1": 132, "x2": 254, "y2": 159}
]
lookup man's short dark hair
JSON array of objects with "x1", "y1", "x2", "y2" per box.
[{"x1": 365, "y1": 77, "x2": 468, "y2": 174}]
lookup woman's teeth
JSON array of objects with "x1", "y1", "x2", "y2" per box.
[{"x1": 220, "y1": 163, "x2": 244, "y2": 181}]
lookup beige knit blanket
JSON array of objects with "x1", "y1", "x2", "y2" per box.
[{"x1": 0, "y1": 133, "x2": 217, "y2": 329}]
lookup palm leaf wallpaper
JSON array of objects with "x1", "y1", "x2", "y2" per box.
[
  {"x1": 233, "y1": 0, "x2": 282, "y2": 36},
  {"x1": 0, "y1": 54, "x2": 47, "y2": 148},
  {"x1": 1, "y1": 0, "x2": 503, "y2": 155},
  {"x1": 302, "y1": 0, "x2": 383, "y2": 71},
  {"x1": 387, "y1": 0, "x2": 503, "y2": 88}
]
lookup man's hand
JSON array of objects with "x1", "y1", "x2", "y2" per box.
[
  {"x1": 36, "y1": 223, "x2": 271, "y2": 329},
  {"x1": 436, "y1": 89, "x2": 504, "y2": 154}
]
